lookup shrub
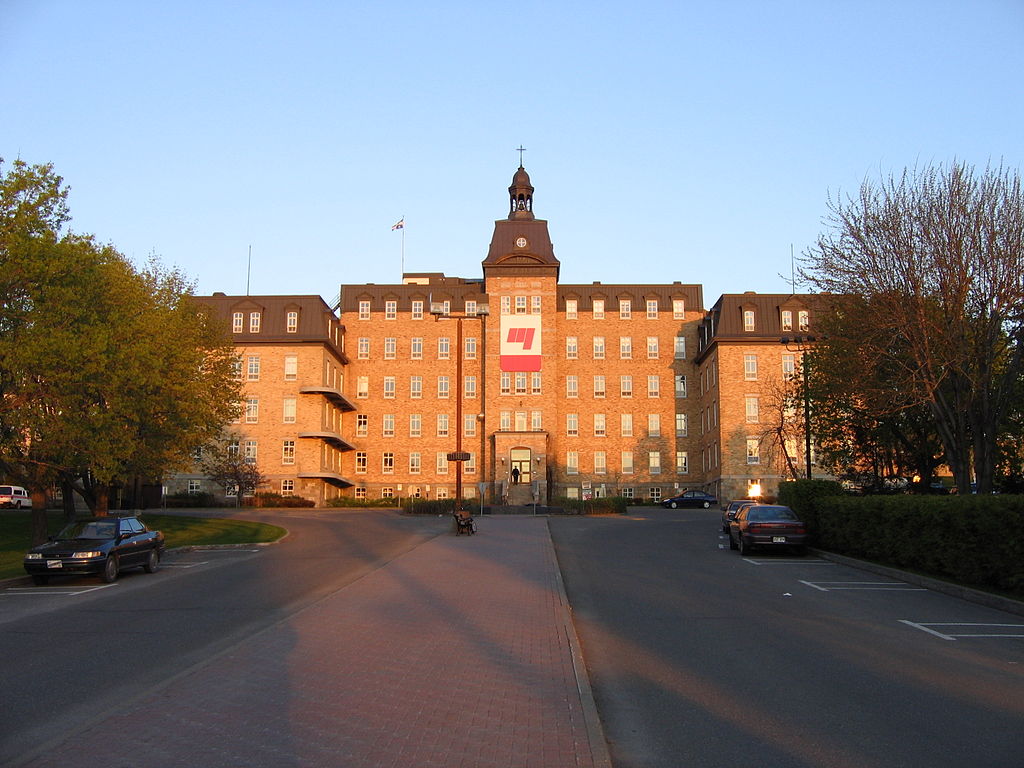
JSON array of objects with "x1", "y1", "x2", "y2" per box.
[
  {"x1": 252, "y1": 492, "x2": 315, "y2": 508},
  {"x1": 163, "y1": 491, "x2": 220, "y2": 508},
  {"x1": 552, "y1": 496, "x2": 628, "y2": 515},
  {"x1": 325, "y1": 496, "x2": 401, "y2": 508},
  {"x1": 778, "y1": 479, "x2": 844, "y2": 544}
]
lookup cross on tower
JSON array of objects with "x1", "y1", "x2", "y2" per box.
[{"x1": 516, "y1": 145, "x2": 527, "y2": 166}]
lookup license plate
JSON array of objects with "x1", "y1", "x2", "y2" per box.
[
  {"x1": 46, "y1": 560, "x2": 62, "y2": 569},
  {"x1": 772, "y1": 536, "x2": 787, "y2": 543}
]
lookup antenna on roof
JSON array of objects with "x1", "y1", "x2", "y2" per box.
[
  {"x1": 246, "y1": 245, "x2": 252, "y2": 296},
  {"x1": 790, "y1": 244, "x2": 795, "y2": 294}
]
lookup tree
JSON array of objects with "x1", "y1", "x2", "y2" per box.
[
  {"x1": 0, "y1": 158, "x2": 242, "y2": 541},
  {"x1": 199, "y1": 433, "x2": 267, "y2": 504},
  {"x1": 802, "y1": 162, "x2": 1024, "y2": 493}
]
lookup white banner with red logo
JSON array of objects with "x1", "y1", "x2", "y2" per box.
[{"x1": 500, "y1": 314, "x2": 542, "y2": 371}]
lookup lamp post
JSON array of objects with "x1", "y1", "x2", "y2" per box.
[
  {"x1": 430, "y1": 301, "x2": 489, "y2": 511},
  {"x1": 780, "y1": 335, "x2": 815, "y2": 480}
]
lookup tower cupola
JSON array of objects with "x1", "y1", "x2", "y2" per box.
[{"x1": 508, "y1": 165, "x2": 535, "y2": 220}]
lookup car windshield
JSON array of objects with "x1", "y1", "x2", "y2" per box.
[
  {"x1": 748, "y1": 506, "x2": 798, "y2": 521},
  {"x1": 58, "y1": 520, "x2": 117, "y2": 540},
  {"x1": 0, "y1": 486, "x2": 11, "y2": 494}
]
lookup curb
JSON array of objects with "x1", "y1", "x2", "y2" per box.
[{"x1": 812, "y1": 549, "x2": 1024, "y2": 617}]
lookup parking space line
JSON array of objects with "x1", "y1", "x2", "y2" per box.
[
  {"x1": 160, "y1": 562, "x2": 209, "y2": 568},
  {"x1": 3, "y1": 584, "x2": 118, "y2": 597},
  {"x1": 900, "y1": 620, "x2": 1024, "y2": 640},
  {"x1": 801, "y1": 580, "x2": 926, "y2": 592},
  {"x1": 742, "y1": 558, "x2": 835, "y2": 565}
]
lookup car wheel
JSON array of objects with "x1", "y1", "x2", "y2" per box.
[
  {"x1": 728, "y1": 532, "x2": 738, "y2": 550},
  {"x1": 143, "y1": 549, "x2": 159, "y2": 573},
  {"x1": 102, "y1": 555, "x2": 119, "y2": 583},
  {"x1": 32, "y1": 575, "x2": 49, "y2": 585},
  {"x1": 669, "y1": 501, "x2": 679, "y2": 509},
  {"x1": 738, "y1": 536, "x2": 750, "y2": 556},
  {"x1": 702, "y1": 501, "x2": 710, "y2": 509}
]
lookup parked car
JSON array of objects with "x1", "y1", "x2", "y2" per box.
[
  {"x1": 661, "y1": 490, "x2": 718, "y2": 509},
  {"x1": 0, "y1": 485, "x2": 31, "y2": 509},
  {"x1": 24, "y1": 515, "x2": 165, "y2": 585},
  {"x1": 728, "y1": 504, "x2": 807, "y2": 555},
  {"x1": 721, "y1": 499, "x2": 757, "y2": 532}
]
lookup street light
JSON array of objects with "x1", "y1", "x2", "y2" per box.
[
  {"x1": 780, "y1": 335, "x2": 816, "y2": 480},
  {"x1": 430, "y1": 301, "x2": 489, "y2": 511}
]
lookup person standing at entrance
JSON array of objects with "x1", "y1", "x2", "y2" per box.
[{"x1": 511, "y1": 466, "x2": 520, "y2": 484}]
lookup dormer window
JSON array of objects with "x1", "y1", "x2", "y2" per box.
[
  {"x1": 593, "y1": 299, "x2": 605, "y2": 319},
  {"x1": 743, "y1": 310, "x2": 755, "y2": 332},
  {"x1": 249, "y1": 312, "x2": 261, "y2": 333},
  {"x1": 286, "y1": 311, "x2": 298, "y2": 333},
  {"x1": 232, "y1": 312, "x2": 244, "y2": 333},
  {"x1": 781, "y1": 310, "x2": 793, "y2": 332},
  {"x1": 385, "y1": 300, "x2": 397, "y2": 319},
  {"x1": 798, "y1": 310, "x2": 810, "y2": 331}
]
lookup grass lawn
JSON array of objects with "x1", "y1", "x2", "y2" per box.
[{"x1": 0, "y1": 510, "x2": 286, "y2": 581}]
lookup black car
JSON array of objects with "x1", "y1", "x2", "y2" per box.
[
  {"x1": 24, "y1": 516, "x2": 165, "y2": 585},
  {"x1": 661, "y1": 490, "x2": 718, "y2": 509},
  {"x1": 728, "y1": 504, "x2": 807, "y2": 555},
  {"x1": 721, "y1": 499, "x2": 757, "y2": 532}
]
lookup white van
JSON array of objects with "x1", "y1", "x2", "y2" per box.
[{"x1": 0, "y1": 485, "x2": 31, "y2": 509}]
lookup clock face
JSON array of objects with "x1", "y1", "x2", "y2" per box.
[{"x1": 515, "y1": 237, "x2": 528, "y2": 248}]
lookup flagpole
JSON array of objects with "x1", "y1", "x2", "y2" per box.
[{"x1": 401, "y1": 215, "x2": 405, "y2": 278}]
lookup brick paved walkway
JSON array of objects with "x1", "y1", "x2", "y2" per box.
[{"x1": 19, "y1": 516, "x2": 609, "y2": 768}]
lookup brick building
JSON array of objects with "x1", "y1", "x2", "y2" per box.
[{"x1": 178, "y1": 165, "x2": 821, "y2": 506}]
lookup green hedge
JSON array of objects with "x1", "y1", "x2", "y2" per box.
[
  {"x1": 816, "y1": 494, "x2": 1024, "y2": 595},
  {"x1": 252, "y1": 492, "x2": 315, "y2": 508},
  {"x1": 778, "y1": 479, "x2": 844, "y2": 544},
  {"x1": 553, "y1": 496, "x2": 628, "y2": 515},
  {"x1": 325, "y1": 497, "x2": 401, "y2": 508}
]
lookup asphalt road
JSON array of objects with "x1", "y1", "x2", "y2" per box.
[
  {"x1": 0, "y1": 509, "x2": 447, "y2": 765},
  {"x1": 550, "y1": 508, "x2": 1024, "y2": 768}
]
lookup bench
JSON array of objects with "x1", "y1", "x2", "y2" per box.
[{"x1": 453, "y1": 512, "x2": 476, "y2": 535}]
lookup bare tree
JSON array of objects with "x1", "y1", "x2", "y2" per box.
[
  {"x1": 802, "y1": 162, "x2": 1024, "y2": 493},
  {"x1": 199, "y1": 433, "x2": 266, "y2": 505}
]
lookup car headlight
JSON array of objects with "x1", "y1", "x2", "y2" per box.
[
  {"x1": 73, "y1": 551, "x2": 102, "y2": 559},
  {"x1": 25, "y1": 553, "x2": 42, "y2": 560}
]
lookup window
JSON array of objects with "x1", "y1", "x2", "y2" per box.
[
  {"x1": 622, "y1": 486, "x2": 634, "y2": 500},
  {"x1": 381, "y1": 487, "x2": 393, "y2": 498},
  {"x1": 409, "y1": 453, "x2": 421, "y2": 474},
  {"x1": 354, "y1": 487, "x2": 366, "y2": 500},
  {"x1": 410, "y1": 375, "x2": 423, "y2": 399},
  {"x1": 282, "y1": 440, "x2": 295, "y2": 465},
  {"x1": 620, "y1": 375, "x2": 633, "y2": 398},
  {"x1": 227, "y1": 438, "x2": 240, "y2": 456},
  {"x1": 249, "y1": 312, "x2": 261, "y2": 333},
  {"x1": 676, "y1": 451, "x2": 689, "y2": 474},
  {"x1": 283, "y1": 398, "x2": 296, "y2": 424},
  {"x1": 594, "y1": 451, "x2": 607, "y2": 474},
  {"x1": 648, "y1": 413, "x2": 661, "y2": 437},
  {"x1": 464, "y1": 414, "x2": 476, "y2": 437},
  {"x1": 594, "y1": 375, "x2": 606, "y2": 398},
  {"x1": 187, "y1": 479, "x2": 202, "y2": 494},
  {"x1": 745, "y1": 396, "x2": 760, "y2": 423},
  {"x1": 244, "y1": 439, "x2": 258, "y2": 461},
  {"x1": 621, "y1": 413, "x2": 633, "y2": 437},
  {"x1": 620, "y1": 336, "x2": 632, "y2": 359},
  {"x1": 743, "y1": 309, "x2": 755, "y2": 332},
  {"x1": 676, "y1": 413, "x2": 688, "y2": 437},
  {"x1": 437, "y1": 413, "x2": 449, "y2": 437},
  {"x1": 465, "y1": 300, "x2": 477, "y2": 316},
  {"x1": 436, "y1": 453, "x2": 449, "y2": 474},
  {"x1": 531, "y1": 372, "x2": 542, "y2": 394},
  {"x1": 383, "y1": 337, "x2": 396, "y2": 360},
  {"x1": 382, "y1": 414, "x2": 395, "y2": 437},
  {"x1": 438, "y1": 337, "x2": 450, "y2": 360},
  {"x1": 515, "y1": 295, "x2": 528, "y2": 314},
  {"x1": 245, "y1": 398, "x2": 259, "y2": 423},
  {"x1": 782, "y1": 353, "x2": 796, "y2": 379},
  {"x1": 500, "y1": 296, "x2": 511, "y2": 314},
  {"x1": 646, "y1": 299, "x2": 659, "y2": 319},
  {"x1": 567, "y1": 451, "x2": 579, "y2": 475},
  {"x1": 499, "y1": 411, "x2": 511, "y2": 431},
  {"x1": 781, "y1": 310, "x2": 793, "y2": 332},
  {"x1": 231, "y1": 358, "x2": 242, "y2": 380},
  {"x1": 672, "y1": 299, "x2": 685, "y2": 319},
  {"x1": 411, "y1": 300, "x2": 424, "y2": 319},
  {"x1": 411, "y1": 337, "x2": 423, "y2": 360},
  {"x1": 647, "y1": 336, "x2": 660, "y2": 358},
  {"x1": 566, "y1": 299, "x2": 578, "y2": 319},
  {"x1": 619, "y1": 299, "x2": 631, "y2": 319},
  {"x1": 356, "y1": 414, "x2": 368, "y2": 437},
  {"x1": 593, "y1": 337, "x2": 605, "y2": 359},
  {"x1": 566, "y1": 337, "x2": 578, "y2": 359},
  {"x1": 532, "y1": 296, "x2": 542, "y2": 314},
  {"x1": 593, "y1": 299, "x2": 605, "y2": 319},
  {"x1": 358, "y1": 301, "x2": 371, "y2": 320},
  {"x1": 674, "y1": 336, "x2": 686, "y2": 359},
  {"x1": 648, "y1": 375, "x2": 660, "y2": 398},
  {"x1": 466, "y1": 452, "x2": 477, "y2": 474},
  {"x1": 437, "y1": 376, "x2": 449, "y2": 399},
  {"x1": 357, "y1": 376, "x2": 369, "y2": 399},
  {"x1": 567, "y1": 413, "x2": 579, "y2": 437},
  {"x1": 385, "y1": 300, "x2": 397, "y2": 319},
  {"x1": 355, "y1": 452, "x2": 367, "y2": 473},
  {"x1": 566, "y1": 375, "x2": 578, "y2": 398},
  {"x1": 594, "y1": 413, "x2": 606, "y2": 437},
  {"x1": 746, "y1": 439, "x2": 760, "y2": 464},
  {"x1": 531, "y1": 410, "x2": 542, "y2": 431},
  {"x1": 409, "y1": 413, "x2": 421, "y2": 437},
  {"x1": 622, "y1": 451, "x2": 634, "y2": 474},
  {"x1": 247, "y1": 356, "x2": 260, "y2": 381},
  {"x1": 465, "y1": 337, "x2": 477, "y2": 359},
  {"x1": 464, "y1": 375, "x2": 477, "y2": 399},
  {"x1": 382, "y1": 453, "x2": 395, "y2": 473},
  {"x1": 799, "y1": 310, "x2": 810, "y2": 331},
  {"x1": 675, "y1": 375, "x2": 687, "y2": 398},
  {"x1": 500, "y1": 372, "x2": 511, "y2": 395},
  {"x1": 514, "y1": 372, "x2": 528, "y2": 395},
  {"x1": 515, "y1": 411, "x2": 528, "y2": 431},
  {"x1": 232, "y1": 312, "x2": 243, "y2": 333},
  {"x1": 286, "y1": 311, "x2": 298, "y2": 333},
  {"x1": 649, "y1": 487, "x2": 662, "y2": 502},
  {"x1": 383, "y1": 376, "x2": 396, "y2": 399},
  {"x1": 744, "y1": 354, "x2": 758, "y2": 380},
  {"x1": 357, "y1": 338, "x2": 370, "y2": 359},
  {"x1": 649, "y1": 451, "x2": 661, "y2": 474}
]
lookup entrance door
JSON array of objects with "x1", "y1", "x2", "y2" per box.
[{"x1": 510, "y1": 448, "x2": 531, "y2": 486}]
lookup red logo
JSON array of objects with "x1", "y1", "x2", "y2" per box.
[{"x1": 506, "y1": 327, "x2": 536, "y2": 350}]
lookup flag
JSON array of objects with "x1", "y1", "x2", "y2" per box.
[{"x1": 391, "y1": 218, "x2": 404, "y2": 231}]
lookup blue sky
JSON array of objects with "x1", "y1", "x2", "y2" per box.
[{"x1": 3, "y1": 1, "x2": 1022, "y2": 308}]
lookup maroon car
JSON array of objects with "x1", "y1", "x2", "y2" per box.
[{"x1": 728, "y1": 504, "x2": 807, "y2": 555}]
